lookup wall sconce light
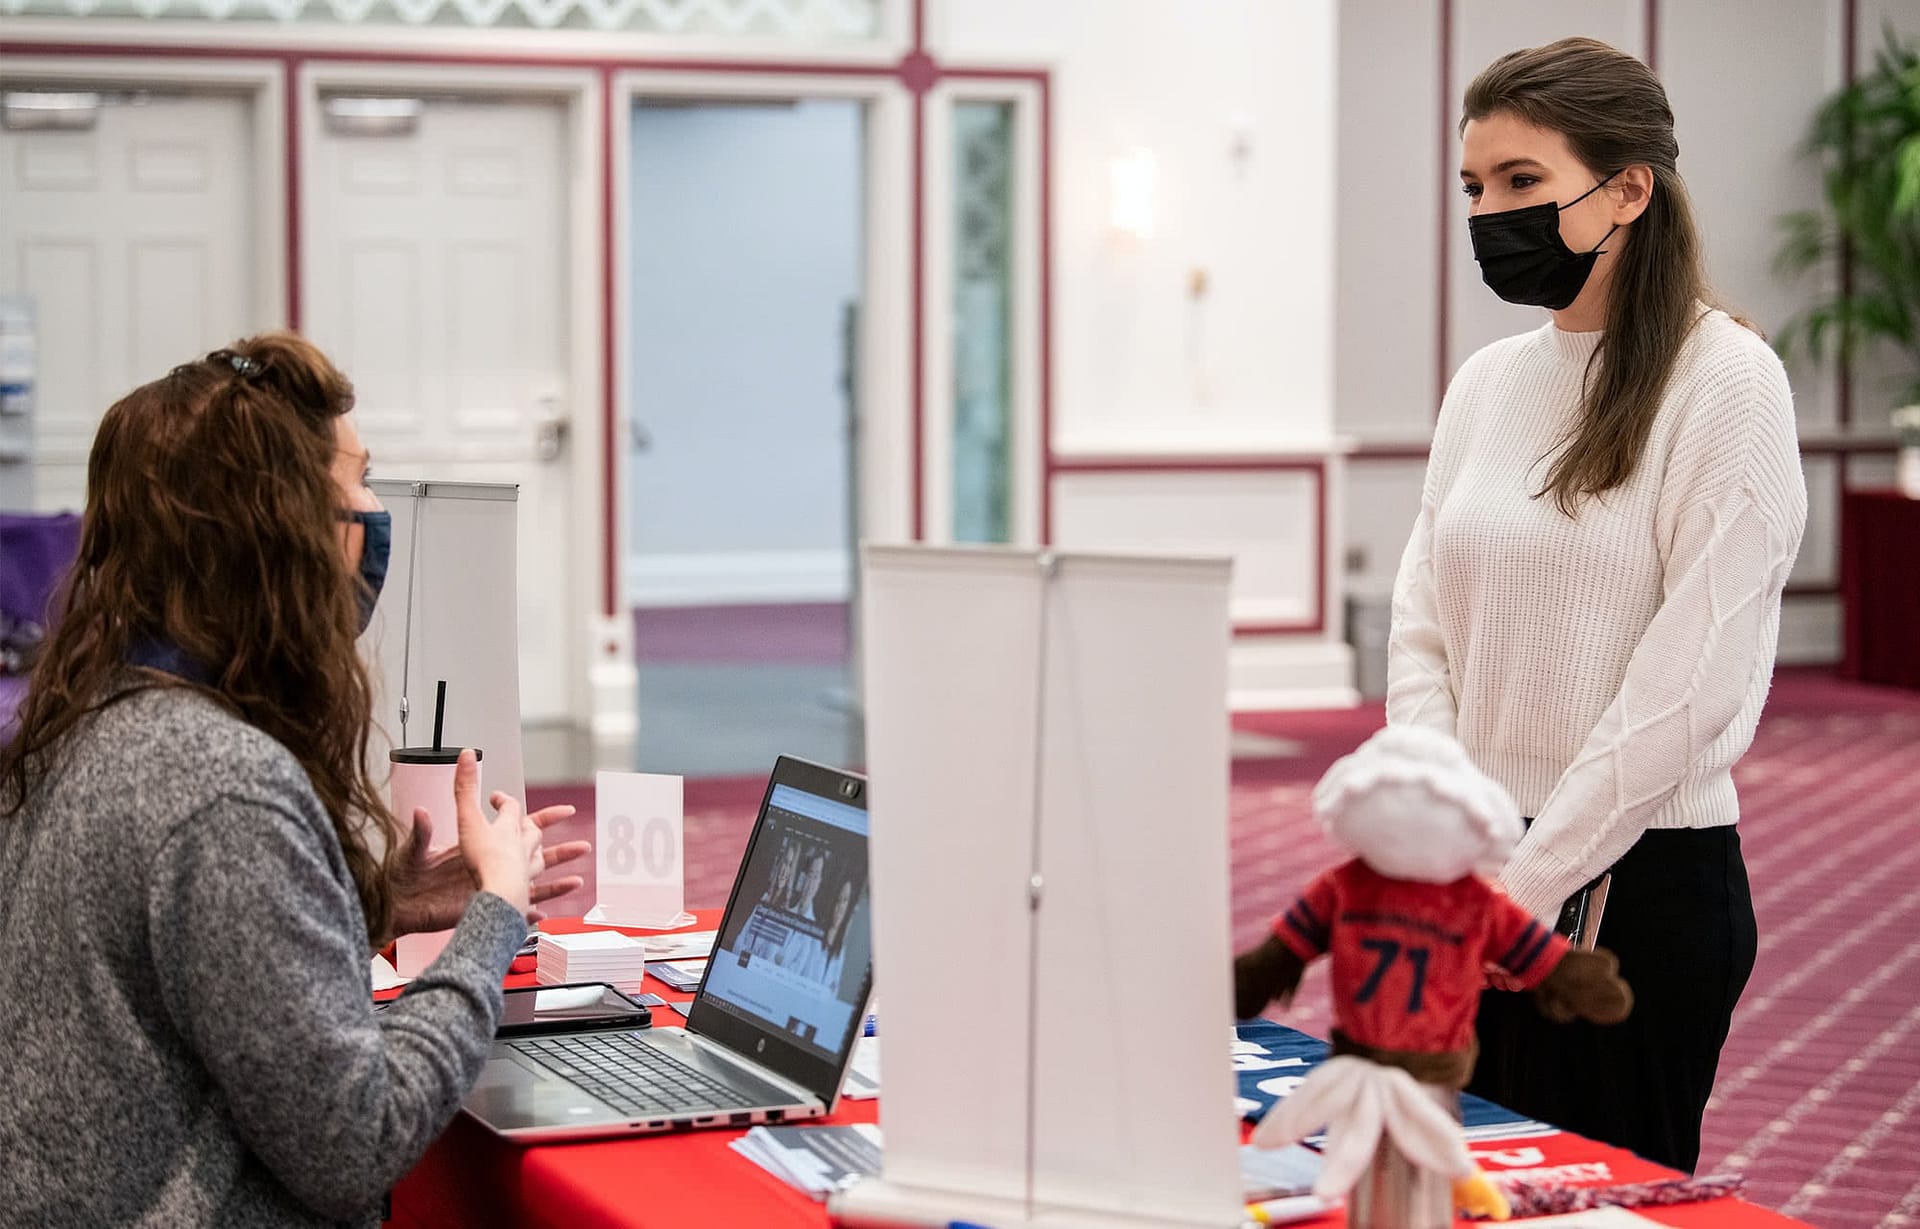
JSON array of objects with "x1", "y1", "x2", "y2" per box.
[{"x1": 1109, "y1": 147, "x2": 1157, "y2": 241}]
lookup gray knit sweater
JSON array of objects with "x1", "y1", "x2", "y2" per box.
[{"x1": 0, "y1": 684, "x2": 527, "y2": 1227}]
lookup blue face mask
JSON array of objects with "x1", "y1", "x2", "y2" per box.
[
  {"x1": 128, "y1": 638, "x2": 213, "y2": 685},
  {"x1": 338, "y1": 509, "x2": 392, "y2": 633}
]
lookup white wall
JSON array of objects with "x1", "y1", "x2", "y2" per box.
[
  {"x1": 1338, "y1": 0, "x2": 1920, "y2": 674},
  {"x1": 938, "y1": 0, "x2": 1354, "y2": 707},
  {"x1": 627, "y1": 98, "x2": 863, "y2": 606},
  {"x1": 940, "y1": 0, "x2": 1338, "y2": 453}
]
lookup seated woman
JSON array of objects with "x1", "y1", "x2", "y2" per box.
[{"x1": 0, "y1": 333, "x2": 585, "y2": 1226}]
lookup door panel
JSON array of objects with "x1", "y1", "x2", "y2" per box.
[
  {"x1": 0, "y1": 94, "x2": 255, "y2": 512},
  {"x1": 305, "y1": 96, "x2": 573, "y2": 724}
]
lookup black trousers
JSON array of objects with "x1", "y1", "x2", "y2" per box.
[{"x1": 1468, "y1": 826, "x2": 1758, "y2": 1173}]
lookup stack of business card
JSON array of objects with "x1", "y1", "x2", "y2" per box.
[{"x1": 535, "y1": 931, "x2": 649, "y2": 992}]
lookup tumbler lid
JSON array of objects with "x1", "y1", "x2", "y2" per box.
[{"x1": 389, "y1": 747, "x2": 482, "y2": 765}]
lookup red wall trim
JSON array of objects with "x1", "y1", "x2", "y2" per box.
[
  {"x1": 3, "y1": 31, "x2": 1059, "y2": 623},
  {"x1": 0, "y1": 38, "x2": 903, "y2": 75},
  {"x1": 909, "y1": 87, "x2": 926, "y2": 541},
  {"x1": 906, "y1": 0, "x2": 926, "y2": 542},
  {"x1": 599, "y1": 66, "x2": 618, "y2": 618},
  {"x1": 1052, "y1": 456, "x2": 1326, "y2": 475},
  {"x1": 1348, "y1": 443, "x2": 1435, "y2": 462},
  {"x1": 1348, "y1": 439, "x2": 1899, "y2": 463},
  {"x1": 283, "y1": 56, "x2": 303, "y2": 329},
  {"x1": 1049, "y1": 456, "x2": 1328, "y2": 637},
  {"x1": 1038, "y1": 74, "x2": 1055, "y2": 548},
  {"x1": 1644, "y1": 0, "x2": 1659, "y2": 72},
  {"x1": 1838, "y1": 0, "x2": 1858, "y2": 430},
  {"x1": 1801, "y1": 439, "x2": 1903, "y2": 456}
]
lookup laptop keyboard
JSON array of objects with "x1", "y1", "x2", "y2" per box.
[{"x1": 511, "y1": 1032, "x2": 767, "y2": 1117}]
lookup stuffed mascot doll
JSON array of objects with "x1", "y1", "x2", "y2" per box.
[{"x1": 1234, "y1": 726, "x2": 1634, "y2": 1223}]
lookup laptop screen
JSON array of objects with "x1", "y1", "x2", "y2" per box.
[{"x1": 694, "y1": 766, "x2": 872, "y2": 1086}]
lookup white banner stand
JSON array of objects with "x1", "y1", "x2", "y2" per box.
[
  {"x1": 834, "y1": 545, "x2": 1243, "y2": 1229},
  {"x1": 360, "y1": 479, "x2": 527, "y2": 853}
]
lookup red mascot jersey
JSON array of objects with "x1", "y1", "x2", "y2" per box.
[{"x1": 1272, "y1": 859, "x2": 1569, "y2": 1054}]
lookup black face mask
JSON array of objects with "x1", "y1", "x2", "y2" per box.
[{"x1": 1467, "y1": 173, "x2": 1620, "y2": 311}]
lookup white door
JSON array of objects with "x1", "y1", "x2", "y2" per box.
[
  {"x1": 0, "y1": 93, "x2": 257, "y2": 512},
  {"x1": 304, "y1": 96, "x2": 574, "y2": 726}
]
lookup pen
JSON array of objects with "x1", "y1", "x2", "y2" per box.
[{"x1": 1245, "y1": 1193, "x2": 1336, "y2": 1224}]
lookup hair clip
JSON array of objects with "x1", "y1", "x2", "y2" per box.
[{"x1": 228, "y1": 353, "x2": 263, "y2": 379}]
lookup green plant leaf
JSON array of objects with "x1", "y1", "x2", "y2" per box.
[
  {"x1": 1773, "y1": 211, "x2": 1831, "y2": 279},
  {"x1": 1893, "y1": 135, "x2": 1920, "y2": 220},
  {"x1": 1777, "y1": 24, "x2": 1920, "y2": 391}
]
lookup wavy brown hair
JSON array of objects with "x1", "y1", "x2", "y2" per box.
[
  {"x1": 0, "y1": 332, "x2": 404, "y2": 939},
  {"x1": 1464, "y1": 37, "x2": 1721, "y2": 515}
]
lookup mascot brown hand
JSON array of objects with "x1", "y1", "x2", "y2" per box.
[
  {"x1": 1531, "y1": 945, "x2": 1633, "y2": 1025},
  {"x1": 1234, "y1": 934, "x2": 1307, "y2": 1019}
]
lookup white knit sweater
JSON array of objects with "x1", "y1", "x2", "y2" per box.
[{"x1": 1386, "y1": 311, "x2": 1807, "y2": 923}]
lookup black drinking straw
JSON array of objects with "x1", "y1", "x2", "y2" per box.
[{"x1": 432, "y1": 680, "x2": 447, "y2": 753}]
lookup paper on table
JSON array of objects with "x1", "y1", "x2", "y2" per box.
[
  {"x1": 642, "y1": 929, "x2": 717, "y2": 960},
  {"x1": 647, "y1": 959, "x2": 708, "y2": 991},
  {"x1": 371, "y1": 954, "x2": 405, "y2": 991},
  {"x1": 728, "y1": 1124, "x2": 883, "y2": 1197},
  {"x1": 840, "y1": 1036, "x2": 880, "y2": 1100},
  {"x1": 533, "y1": 985, "x2": 607, "y2": 1012},
  {"x1": 581, "y1": 905, "x2": 697, "y2": 930},
  {"x1": 1239, "y1": 1143, "x2": 1321, "y2": 1200}
]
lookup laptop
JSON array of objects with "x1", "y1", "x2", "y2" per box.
[{"x1": 462, "y1": 755, "x2": 875, "y2": 1142}]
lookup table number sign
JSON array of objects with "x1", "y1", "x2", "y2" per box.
[{"x1": 590, "y1": 771, "x2": 687, "y2": 929}]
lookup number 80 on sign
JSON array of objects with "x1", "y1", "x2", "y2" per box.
[
  {"x1": 604, "y1": 812, "x2": 679, "y2": 880},
  {"x1": 593, "y1": 771, "x2": 685, "y2": 928}
]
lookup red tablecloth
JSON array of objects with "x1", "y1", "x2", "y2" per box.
[
  {"x1": 386, "y1": 912, "x2": 1805, "y2": 1229},
  {"x1": 1842, "y1": 487, "x2": 1920, "y2": 689}
]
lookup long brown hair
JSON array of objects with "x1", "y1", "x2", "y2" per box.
[
  {"x1": 0, "y1": 332, "x2": 404, "y2": 939},
  {"x1": 1464, "y1": 37, "x2": 1715, "y2": 515}
]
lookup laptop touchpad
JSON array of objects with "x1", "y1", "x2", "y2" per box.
[{"x1": 466, "y1": 1054, "x2": 620, "y2": 1131}]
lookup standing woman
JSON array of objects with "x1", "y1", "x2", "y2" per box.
[
  {"x1": 1387, "y1": 38, "x2": 1806, "y2": 1172},
  {"x1": 0, "y1": 333, "x2": 579, "y2": 1225}
]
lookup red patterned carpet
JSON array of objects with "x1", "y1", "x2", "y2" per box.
[{"x1": 530, "y1": 669, "x2": 1920, "y2": 1226}]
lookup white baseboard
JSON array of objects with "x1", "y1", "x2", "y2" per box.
[
  {"x1": 1228, "y1": 637, "x2": 1359, "y2": 712},
  {"x1": 626, "y1": 549, "x2": 852, "y2": 607}
]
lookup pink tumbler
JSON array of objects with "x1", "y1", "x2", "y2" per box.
[{"x1": 390, "y1": 745, "x2": 482, "y2": 976}]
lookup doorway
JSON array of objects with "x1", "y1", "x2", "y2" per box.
[
  {"x1": 0, "y1": 86, "x2": 265, "y2": 512},
  {"x1": 303, "y1": 87, "x2": 581, "y2": 730},
  {"x1": 626, "y1": 96, "x2": 865, "y2": 777}
]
